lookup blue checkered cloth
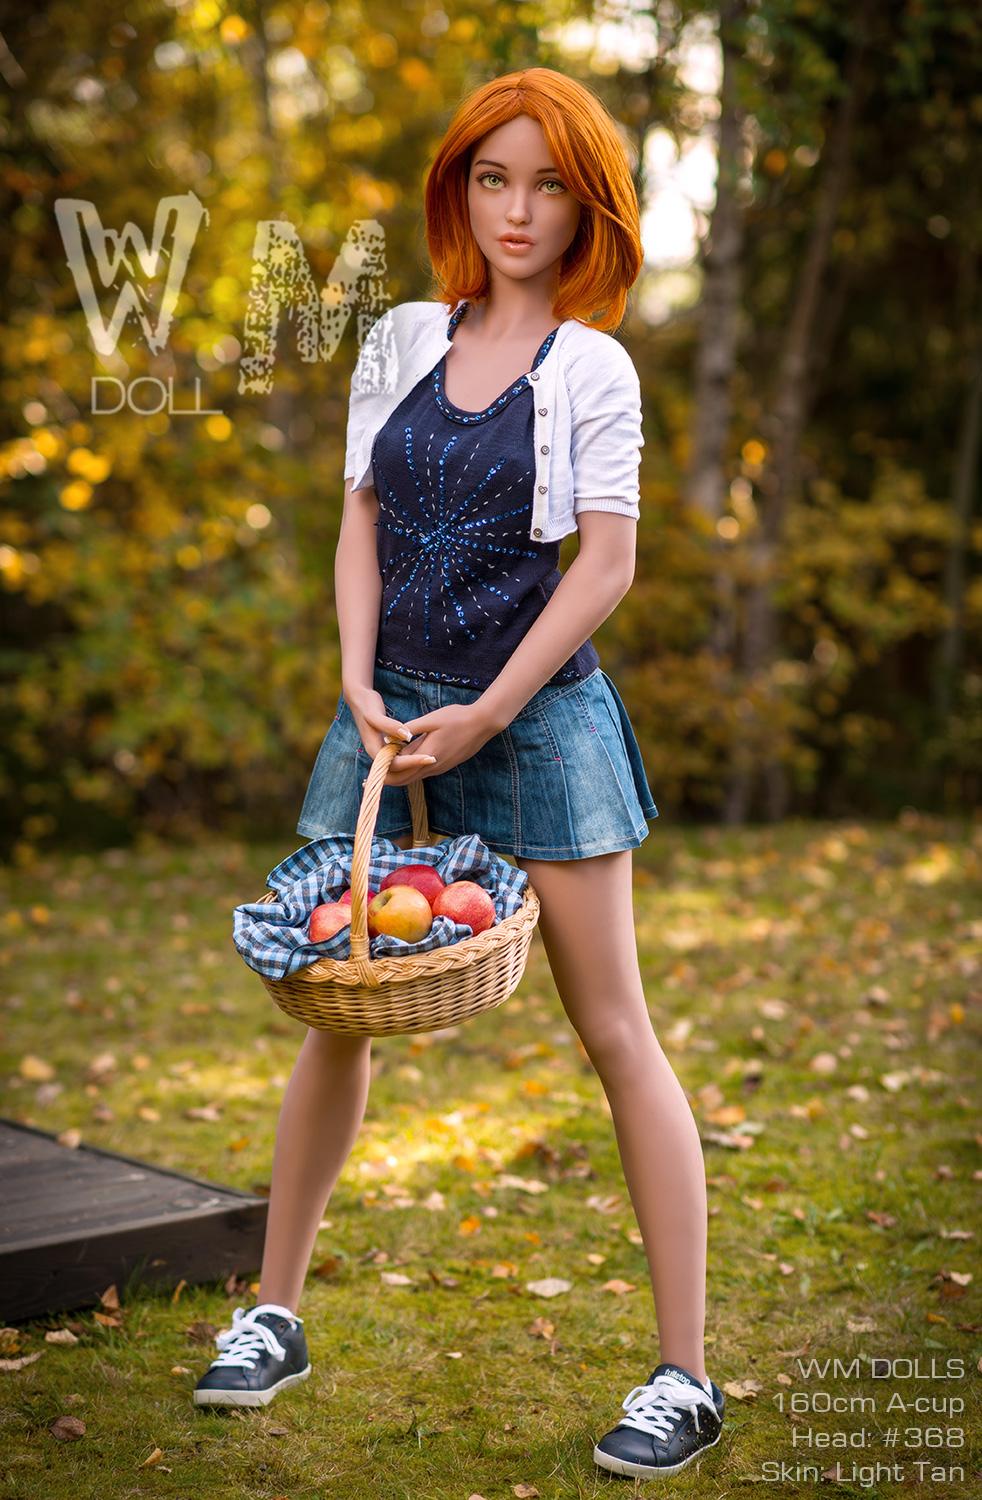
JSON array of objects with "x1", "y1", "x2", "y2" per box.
[{"x1": 232, "y1": 832, "x2": 529, "y2": 981}]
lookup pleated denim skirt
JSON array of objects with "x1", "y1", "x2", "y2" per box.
[{"x1": 296, "y1": 664, "x2": 659, "y2": 861}]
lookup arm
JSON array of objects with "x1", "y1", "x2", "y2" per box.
[
  {"x1": 336, "y1": 475, "x2": 382, "y2": 704},
  {"x1": 474, "y1": 513, "x2": 636, "y2": 732},
  {"x1": 475, "y1": 340, "x2": 644, "y2": 731}
]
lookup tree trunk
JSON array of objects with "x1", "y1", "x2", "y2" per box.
[
  {"x1": 725, "y1": 0, "x2": 877, "y2": 824},
  {"x1": 683, "y1": 0, "x2": 748, "y2": 670}
]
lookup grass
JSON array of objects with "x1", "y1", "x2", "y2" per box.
[{"x1": 1, "y1": 813, "x2": 979, "y2": 1499}]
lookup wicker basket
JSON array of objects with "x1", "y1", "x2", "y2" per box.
[{"x1": 255, "y1": 735, "x2": 540, "y2": 1036}]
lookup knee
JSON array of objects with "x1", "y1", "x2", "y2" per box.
[{"x1": 575, "y1": 1015, "x2": 661, "y2": 1078}]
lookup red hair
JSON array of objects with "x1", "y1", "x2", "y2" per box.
[{"x1": 423, "y1": 67, "x2": 643, "y2": 332}]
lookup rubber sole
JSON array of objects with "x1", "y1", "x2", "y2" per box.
[
  {"x1": 592, "y1": 1423, "x2": 723, "y2": 1478},
  {"x1": 193, "y1": 1362, "x2": 312, "y2": 1408}
]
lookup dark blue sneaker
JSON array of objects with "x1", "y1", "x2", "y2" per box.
[
  {"x1": 593, "y1": 1361, "x2": 724, "y2": 1478},
  {"x1": 193, "y1": 1303, "x2": 311, "y2": 1408}
]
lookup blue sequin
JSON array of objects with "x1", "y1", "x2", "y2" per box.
[{"x1": 370, "y1": 300, "x2": 600, "y2": 691}]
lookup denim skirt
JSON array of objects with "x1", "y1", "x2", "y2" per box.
[{"x1": 295, "y1": 664, "x2": 659, "y2": 861}]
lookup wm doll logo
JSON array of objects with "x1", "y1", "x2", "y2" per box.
[
  {"x1": 54, "y1": 191, "x2": 208, "y2": 358},
  {"x1": 54, "y1": 190, "x2": 393, "y2": 414}
]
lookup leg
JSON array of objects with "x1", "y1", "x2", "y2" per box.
[
  {"x1": 513, "y1": 849, "x2": 708, "y2": 1382},
  {"x1": 258, "y1": 831, "x2": 416, "y2": 1311}
]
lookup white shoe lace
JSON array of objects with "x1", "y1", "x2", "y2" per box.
[
  {"x1": 618, "y1": 1373, "x2": 717, "y2": 1441},
  {"x1": 209, "y1": 1305, "x2": 299, "y2": 1369}
]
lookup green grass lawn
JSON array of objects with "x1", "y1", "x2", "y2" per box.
[{"x1": 1, "y1": 815, "x2": 979, "y2": 1499}]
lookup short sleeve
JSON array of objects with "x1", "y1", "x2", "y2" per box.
[
  {"x1": 569, "y1": 341, "x2": 644, "y2": 521},
  {"x1": 343, "y1": 306, "x2": 397, "y2": 484}
]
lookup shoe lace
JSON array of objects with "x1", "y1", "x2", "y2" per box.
[
  {"x1": 210, "y1": 1307, "x2": 292, "y2": 1369},
  {"x1": 618, "y1": 1373, "x2": 717, "y2": 1441}
]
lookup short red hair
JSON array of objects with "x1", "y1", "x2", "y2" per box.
[{"x1": 423, "y1": 67, "x2": 643, "y2": 332}]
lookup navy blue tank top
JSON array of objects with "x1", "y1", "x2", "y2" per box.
[{"x1": 370, "y1": 300, "x2": 601, "y2": 690}]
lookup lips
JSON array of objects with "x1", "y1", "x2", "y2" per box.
[{"x1": 499, "y1": 234, "x2": 533, "y2": 246}]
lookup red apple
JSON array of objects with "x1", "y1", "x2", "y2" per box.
[
  {"x1": 308, "y1": 902, "x2": 351, "y2": 943},
  {"x1": 431, "y1": 880, "x2": 496, "y2": 936},
  {"x1": 379, "y1": 863, "x2": 446, "y2": 907},
  {"x1": 337, "y1": 886, "x2": 377, "y2": 904},
  {"x1": 336, "y1": 886, "x2": 380, "y2": 937},
  {"x1": 367, "y1": 884, "x2": 433, "y2": 943}
]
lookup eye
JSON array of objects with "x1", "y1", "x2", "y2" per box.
[
  {"x1": 541, "y1": 179, "x2": 566, "y2": 193},
  {"x1": 476, "y1": 171, "x2": 503, "y2": 188}
]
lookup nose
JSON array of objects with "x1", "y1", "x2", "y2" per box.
[{"x1": 505, "y1": 188, "x2": 533, "y2": 223}]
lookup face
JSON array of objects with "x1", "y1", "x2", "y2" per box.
[{"x1": 466, "y1": 114, "x2": 581, "y2": 291}]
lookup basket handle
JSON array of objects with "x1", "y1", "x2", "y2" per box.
[{"x1": 348, "y1": 740, "x2": 432, "y2": 966}]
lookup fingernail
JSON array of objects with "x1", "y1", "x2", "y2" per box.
[
  {"x1": 425, "y1": 755, "x2": 437, "y2": 763},
  {"x1": 401, "y1": 731, "x2": 413, "y2": 742}
]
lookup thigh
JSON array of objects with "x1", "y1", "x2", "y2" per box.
[{"x1": 513, "y1": 849, "x2": 651, "y2": 1055}]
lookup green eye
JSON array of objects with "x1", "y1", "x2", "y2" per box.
[{"x1": 477, "y1": 171, "x2": 503, "y2": 187}]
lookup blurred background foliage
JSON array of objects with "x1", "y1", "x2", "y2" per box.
[{"x1": 0, "y1": 0, "x2": 979, "y2": 859}]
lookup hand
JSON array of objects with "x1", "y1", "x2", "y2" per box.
[
  {"x1": 382, "y1": 702, "x2": 497, "y2": 787},
  {"x1": 346, "y1": 687, "x2": 438, "y2": 783}
]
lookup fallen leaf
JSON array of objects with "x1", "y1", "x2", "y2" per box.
[
  {"x1": 586, "y1": 1193, "x2": 624, "y2": 1215},
  {"x1": 525, "y1": 1278, "x2": 572, "y2": 1298},
  {"x1": 20, "y1": 1054, "x2": 55, "y2": 1081},
  {"x1": 0, "y1": 1352, "x2": 44, "y2": 1371},
  {"x1": 44, "y1": 1329, "x2": 79, "y2": 1345},
  {"x1": 494, "y1": 1174, "x2": 549, "y2": 1194},
  {"x1": 49, "y1": 1414, "x2": 86, "y2": 1440},
  {"x1": 139, "y1": 1447, "x2": 163, "y2": 1467},
  {"x1": 723, "y1": 1378, "x2": 762, "y2": 1401},
  {"x1": 601, "y1": 1279, "x2": 636, "y2": 1295}
]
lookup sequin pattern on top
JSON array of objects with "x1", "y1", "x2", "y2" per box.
[{"x1": 370, "y1": 300, "x2": 601, "y2": 690}]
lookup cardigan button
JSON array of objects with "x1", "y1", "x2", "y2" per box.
[
  {"x1": 529, "y1": 371, "x2": 539, "y2": 381},
  {"x1": 533, "y1": 527, "x2": 542, "y2": 537},
  {"x1": 537, "y1": 485, "x2": 547, "y2": 494},
  {"x1": 540, "y1": 445, "x2": 550, "y2": 455},
  {"x1": 538, "y1": 407, "x2": 547, "y2": 416}
]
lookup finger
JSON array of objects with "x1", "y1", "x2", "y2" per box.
[
  {"x1": 398, "y1": 715, "x2": 437, "y2": 736},
  {"x1": 381, "y1": 722, "x2": 414, "y2": 745}
]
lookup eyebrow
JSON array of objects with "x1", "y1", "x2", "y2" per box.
[{"x1": 473, "y1": 159, "x2": 561, "y2": 174}]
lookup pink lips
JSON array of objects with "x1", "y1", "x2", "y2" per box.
[{"x1": 499, "y1": 235, "x2": 534, "y2": 252}]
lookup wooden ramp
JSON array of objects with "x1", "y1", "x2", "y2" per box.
[{"x1": 0, "y1": 1118, "x2": 269, "y2": 1323}]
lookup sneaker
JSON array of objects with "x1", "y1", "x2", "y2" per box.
[
  {"x1": 193, "y1": 1303, "x2": 312, "y2": 1408},
  {"x1": 592, "y1": 1361, "x2": 724, "y2": 1478}
]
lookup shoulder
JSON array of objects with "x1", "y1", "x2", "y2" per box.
[
  {"x1": 561, "y1": 323, "x2": 641, "y2": 395},
  {"x1": 370, "y1": 299, "x2": 451, "y2": 335}
]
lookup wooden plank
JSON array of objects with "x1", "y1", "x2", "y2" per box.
[{"x1": 0, "y1": 1119, "x2": 269, "y2": 1322}]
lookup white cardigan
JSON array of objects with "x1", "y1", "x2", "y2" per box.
[{"x1": 343, "y1": 299, "x2": 643, "y2": 544}]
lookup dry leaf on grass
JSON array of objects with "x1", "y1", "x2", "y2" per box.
[
  {"x1": 526, "y1": 1278, "x2": 572, "y2": 1298},
  {"x1": 494, "y1": 1174, "x2": 549, "y2": 1194},
  {"x1": 0, "y1": 1352, "x2": 44, "y2": 1371},
  {"x1": 44, "y1": 1329, "x2": 78, "y2": 1345},
  {"x1": 723, "y1": 1377, "x2": 763, "y2": 1401},
  {"x1": 601, "y1": 1279, "x2": 636, "y2": 1295},
  {"x1": 49, "y1": 1415, "x2": 85, "y2": 1440}
]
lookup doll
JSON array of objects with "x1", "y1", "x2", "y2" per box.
[{"x1": 194, "y1": 66, "x2": 725, "y2": 1481}]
